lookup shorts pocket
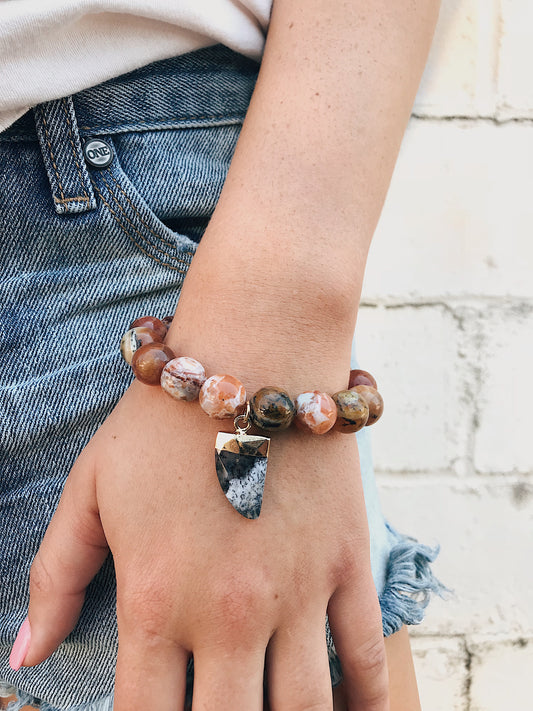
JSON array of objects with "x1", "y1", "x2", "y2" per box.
[{"x1": 90, "y1": 124, "x2": 243, "y2": 271}]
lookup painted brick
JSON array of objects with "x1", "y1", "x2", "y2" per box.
[
  {"x1": 474, "y1": 305, "x2": 533, "y2": 474},
  {"x1": 361, "y1": 121, "x2": 533, "y2": 301},
  {"x1": 354, "y1": 305, "x2": 470, "y2": 474},
  {"x1": 377, "y1": 477, "x2": 533, "y2": 638},
  {"x1": 498, "y1": 0, "x2": 533, "y2": 118},
  {"x1": 353, "y1": 1, "x2": 533, "y2": 705},
  {"x1": 414, "y1": 0, "x2": 498, "y2": 117},
  {"x1": 470, "y1": 638, "x2": 533, "y2": 709},
  {"x1": 410, "y1": 636, "x2": 468, "y2": 711}
]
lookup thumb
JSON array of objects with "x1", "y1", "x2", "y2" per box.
[{"x1": 11, "y1": 454, "x2": 109, "y2": 669}]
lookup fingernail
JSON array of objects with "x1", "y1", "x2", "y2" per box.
[{"x1": 9, "y1": 617, "x2": 31, "y2": 671}]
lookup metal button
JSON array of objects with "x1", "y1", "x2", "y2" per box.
[{"x1": 83, "y1": 138, "x2": 114, "y2": 168}]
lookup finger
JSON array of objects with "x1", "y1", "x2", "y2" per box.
[
  {"x1": 332, "y1": 682, "x2": 348, "y2": 711},
  {"x1": 327, "y1": 572, "x2": 389, "y2": 711},
  {"x1": 266, "y1": 611, "x2": 333, "y2": 710},
  {"x1": 192, "y1": 645, "x2": 265, "y2": 710},
  {"x1": 113, "y1": 634, "x2": 189, "y2": 711},
  {"x1": 20, "y1": 455, "x2": 109, "y2": 667}
]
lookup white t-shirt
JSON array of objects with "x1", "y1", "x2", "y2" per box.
[{"x1": 0, "y1": 0, "x2": 273, "y2": 131}]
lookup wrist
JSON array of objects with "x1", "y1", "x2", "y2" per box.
[
  {"x1": 167, "y1": 242, "x2": 358, "y2": 394},
  {"x1": 168, "y1": 280, "x2": 355, "y2": 398}
]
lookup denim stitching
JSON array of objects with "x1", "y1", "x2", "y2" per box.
[
  {"x1": 54, "y1": 196, "x2": 91, "y2": 203},
  {"x1": 94, "y1": 182, "x2": 189, "y2": 272},
  {"x1": 78, "y1": 114, "x2": 245, "y2": 134},
  {"x1": 104, "y1": 172, "x2": 175, "y2": 249},
  {"x1": 61, "y1": 98, "x2": 89, "y2": 200},
  {"x1": 102, "y1": 178, "x2": 191, "y2": 265},
  {"x1": 92, "y1": 182, "x2": 191, "y2": 272},
  {"x1": 39, "y1": 109, "x2": 65, "y2": 201},
  {"x1": 0, "y1": 116, "x2": 243, "y2": 142},
  {"x1": 99, "y1": 174, "x2": 193, "y2": 267}
]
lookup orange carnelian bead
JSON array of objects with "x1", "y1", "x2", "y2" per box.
[
  {"x1": 295, "y1": 391, "x2": 337, "y2": 434},
  {"x1": 199, "y1": 374, "x2": 247, "y2": 418},
  {"x1": 131, "y1": 343, "x2": 175, "y2": 385},
  {"x1": 332, "y1": 389, "x2": 369, "y2": 433},
  {"x1": 348, "y1": 369, "x2": 377, "y2": 390},
  {"x1": 130, "y1": 316, "x2": 167, "y2": 342},
  {"x1": 353, "y1": 385, "x2": 384, "y2": 425}
]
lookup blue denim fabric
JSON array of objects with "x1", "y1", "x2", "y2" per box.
[{"x1": 0, "y1": 44, "x2": 447, "y2": 710}]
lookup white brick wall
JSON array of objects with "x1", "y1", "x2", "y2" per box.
[
  {"x1": 469, "y1": 638, "x2": 533, "y2": 710},
  {"x1": 362, "y1": 122, "x2": 533, "y2": 300},
  {"x1": 354, "y1": 1, "x2": 533, "y2": 707}
]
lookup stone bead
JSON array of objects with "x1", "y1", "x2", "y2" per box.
[
  {"x1": 295, "y1": 391, "x2": 337, "y2": 435},
  {"x1": 131, "y1": 343, "x2": 175, "y2": 385},
  {"x1": 129, "y1": 316, "x2": 167, "y2": 342},
  {"x1": 120, "y1": 327, "x2": 161, "y2": 365},
  {"x1": 332, "y1": 389, "x2": 369, "y2": 433},
  {"x1": 348, "y1": 368, "x2": 378, "y2": 390},
  {"x1": 160, "y1": 357, "x2": 206, "y2": 401},
  {"x1": 162, "y1": 315, "x2": 174, "y2": 329},
  {"x1": 199, "y1": 374, "x2": 247, "y2": 418},
  {"x1": 249, "y1": 387, "x2": 295, "y2": 431},
  {"x1": 353, "y1": 385, "x2": 384, "y2": 425}
]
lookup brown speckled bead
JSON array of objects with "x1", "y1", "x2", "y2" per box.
[
  {"x1": 120, "y1": 327, "x2": 161, "y2": 365},
  {"x1": 161, "y1": 357, "x2": 206, "y2": 401},
  {"x1": 332, "y1": 389, "x2": 369, "y2": 433},
  {"x1": 353, "y1": 385, "x2": 384, "y2": 425},
  {"x1": 130, "y1": 316, "x2": 167, "y2": 342},
  {"x1": 348, "y1": 368, "x2": 378, "y2": 390},
  {"x1": 162, "y1": 315, "x2": 174, "y2": 329},
  {"x1": 249, "y1": 387, "x2": 295, "y2": 431},
  {"x1": 295, "y1": 391, "x2": 337, "y2": 434},
  {"x1": 199, "y1": 375, "x2": 247, "y2": 418},
  {"x1": 131, "y1": 343, "x2": 175, "y2": 385}
]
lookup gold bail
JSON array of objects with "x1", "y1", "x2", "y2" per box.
[{"x1": 234, "y1": 400, "x2": 251, "y2": 435}]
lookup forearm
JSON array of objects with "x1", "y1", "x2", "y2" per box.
[{"x1": 170, "y1": 0, "x2": 440, "y2": 393}]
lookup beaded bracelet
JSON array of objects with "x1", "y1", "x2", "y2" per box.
[{"x1": 120, "y1": 316, "x2": 384, "y2": 519}]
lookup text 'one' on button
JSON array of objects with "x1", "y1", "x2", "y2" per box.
[{"x1": 83, "y1": 138, "x2": 114, "y2": 168}]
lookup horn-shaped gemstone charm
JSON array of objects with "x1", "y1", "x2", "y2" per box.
[{"x1": 215, "y1": 404, "x2": 270, "y2": 519}]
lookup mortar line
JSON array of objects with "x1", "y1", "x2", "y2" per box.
[
  {"x1": 359, "y1": 296, "x2": 533, "y2": 308},
  {"x1": 410, "y1": 114, "x2": 533, "y2": 125}
]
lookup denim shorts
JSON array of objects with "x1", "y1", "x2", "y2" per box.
[{"x1": 0, "y1": 43, "x2": 447, "y2": 710}]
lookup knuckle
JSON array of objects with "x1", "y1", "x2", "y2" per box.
[
  {"x1": 118, "y1": 580, "x2": 174, "y2": 640},
  {"x1": 343, "y1": 634, "x2": 389, "y2": 707},
  {"x1": 209, "y1": 567, "x2": 275, "y2": 636},
  {"x1": 328, "y1": 540, "x2": 361, "y2": 589},
  {"x1": 345, "y1": 634, "x2": 388, "y2": 682},
  {"x1": 29, "y1": 552, "x2": 54, "y2": 598}
]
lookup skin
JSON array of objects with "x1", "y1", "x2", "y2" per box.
[
  {"x1": 16, "y1": 0, "x2": 440, "y2": 708},
  {"x1": 333, "y1": 627, "x2": 422, "y2": 711}
]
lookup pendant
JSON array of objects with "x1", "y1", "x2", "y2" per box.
[{"x1": 215, "y1": 403, "x2": 270, "y2": 519}]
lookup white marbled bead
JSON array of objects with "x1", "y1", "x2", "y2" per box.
[
  {"x1": 295, "y1": 390, "x2": 337, "y2": 434},
  {"x1": 160, "y1": 357, "x2": 206, "y2": 401},
  {"x1": 199, "y1": 374, "x2": 247, "y2": 418}
]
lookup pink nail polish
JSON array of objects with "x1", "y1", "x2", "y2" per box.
[{"x1": 9, "y1": 617, "x2": 31, "y2": 671}]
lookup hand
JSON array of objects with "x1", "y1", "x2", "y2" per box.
[{"x1": 19, "y1": 376, "x2": 389, "y2": 709}]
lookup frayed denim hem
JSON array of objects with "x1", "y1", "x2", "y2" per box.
[
  {"x1": 328, "y1": 520, "x2": 452, "y2": 687},
  {"x1": 379, "y1": 521, "x2": 453, "y2": 637},
  {"x1": 0, "y1": 684, "x2": 113, "y2": 711}
]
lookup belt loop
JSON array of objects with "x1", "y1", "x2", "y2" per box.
[{"x1": 33, "y1": 97, "x2": 96, "y2": 215}]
